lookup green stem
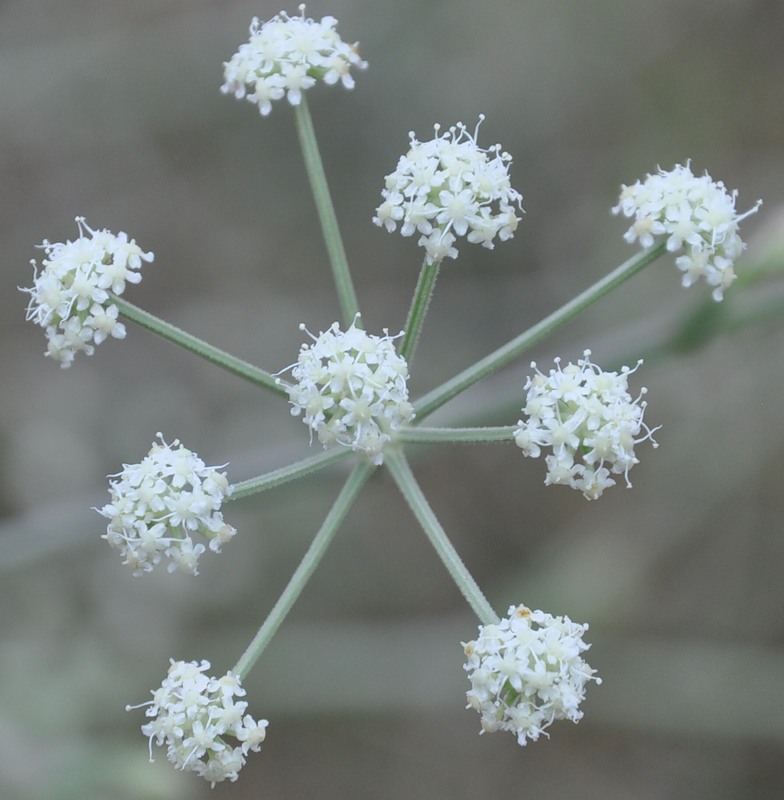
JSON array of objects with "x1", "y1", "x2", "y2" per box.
[
  {"x1": 384, "y1": 449, "x2": 498, "y2": 625},
  {"x1": 413, "y1": 243, "x2": 667, "y2": 420},
  {"x1": 398, "y1": 426, "x2": 514, "y2": 444},
  {"x1": 112, "y1": 295, "x2": 287, "y2": 396},
  {"x1": 232, "y1": 461, "x2": 375, "y2": 679},
  {"x1": 399, "y1": 259, "x2": 441, "y2": 365},
  {"x1": 230, "y1": 447, "x2": 352, "y2": 501},
  {"x1": 294, "y1": 99, "x2": 359, "y2": 326}
]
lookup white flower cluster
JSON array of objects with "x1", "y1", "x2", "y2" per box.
[
  {"x1": 513, "y1": 351, "x2": 658, "y2": 500},
  {"x1": 97, "y1": 434, "x2": 236, "y2": 576},
  {"x1": 221, "y1": 5, "x2": 367, "y2": 116},
  {"x1": 130, "y1": 659, "x2": 268, "y2": 787},
  {"x1": 280, "y1": 318, "x2": 414, "y2": 465},
  {"x1": 463, "y1": 605, "x2": 600, "y2": 746},
  {"x1": 612, "y1": 162, "x2": 762, "y2": 301},
  {"x1": 20, "y1": 217, "x2": 153, "y2": 368},
  {"x1": 373, "y1": 116, "x2": 524, "y2": 262}
]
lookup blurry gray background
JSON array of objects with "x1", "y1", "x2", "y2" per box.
[{"x1": 2, "y1": 1, "x2": 783, "y2": 798}]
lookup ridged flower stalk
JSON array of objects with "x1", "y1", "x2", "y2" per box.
[{"x1": 233, "y1": 461, "x2": 375, "y2": 679}]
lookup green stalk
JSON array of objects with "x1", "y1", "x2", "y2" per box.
[
  {"x1": 230, "y1": 447, "x2": 353, "y2": 501},
  {"x1": 399, "y1": 259, "x2": 441, "y2": 365},
  {"x1": 232, "y1": 461, "x2": 374, "y2": 679},
  {"x1": 384, "y1": 449, "x2": 498, "y2": 625},
  {"x1": 398, "y1": 426, "x2": 515, "y2": 445},
  {"x1": 413, "y1": 243, "x2": 667, "y2": 420},
  {"x1": 112, "y1": 295, "x2": 287, "y2": 396},
  {"x1": 294, "y1": 99, "x2": 359, "y2": 326}
]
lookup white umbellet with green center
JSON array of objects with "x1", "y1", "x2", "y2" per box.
[
  {"x1": 463, "y1": 605, "x2": 601, "y2": 746},
  {"x1": 97, "y1": 434, "x2": 236, "y2": 576},
  {"x1": 280, "y1": 318, "x2": 415, "y2": 465}
]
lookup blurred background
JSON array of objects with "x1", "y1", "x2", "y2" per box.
[{"x1": 2, "y1": 0, "x2": 784, "y2": 798}]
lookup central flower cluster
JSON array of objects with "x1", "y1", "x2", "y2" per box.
[
  {"x1": 463, "y1": 605, "x2": 600, "y2": 746},
  {"x1": 281, "y1": 319, "x2": 414, "y2": 465},
  {"x1": 20, "y1": 217, "x2": 153, "y2": 368},
  {"x1": 97, "y1": 434, "x2": 236, "y2": 576},
  {"x1": 373, "y1": 117, "x2": 524, "y2": 262},
  {"x1": 612, "y1": 162, "x2": 762, "y2": 301},
  {"x1": 132, "y1": 659, "x2": 268, "y2": 787},
  {"x1": 513, "y1": 351, "x2": 658, "y2": 500},
  {"x1": 221, "y1": 4, "x2": 367, "y2": 116}
]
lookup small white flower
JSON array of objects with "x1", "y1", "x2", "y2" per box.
[
  {"x1": 20, "y1": 217, "x2": 153, "y2": 367},
  {"x1": 612, "y1": 162, "x2": 762, "y2": 301},
  {"x1": 462, "y1": 605, "x2": 600, "y2": 746},
  {"x1": 221, "y1": 4, "x2": 367, "y2": 116},
  {"x1": 128, "y1": 659, "x2": 268, "y2": 787},
  {"x1": 513, "y1": 351, "x2": 658, "y2": 500},
  {"x1": 373, "y1": 116, "x2": 524, "y2": 263},
  {"x1": 97, "y1": 434, "x2": 236, "y2": 576},
  {"x1": 278, "y1": 316, "x2": 414, "y2": 465}
]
